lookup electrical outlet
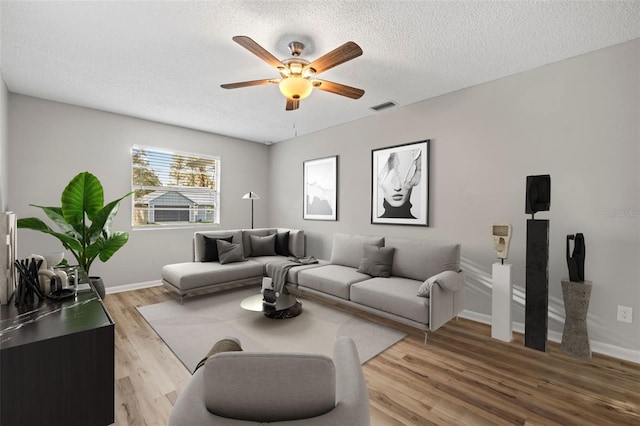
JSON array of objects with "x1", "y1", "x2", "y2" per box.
[{"x1": 617, "y1": 305, "x2": 633, "y2": 323}]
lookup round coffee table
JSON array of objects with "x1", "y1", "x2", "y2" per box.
[{"x1": 240, "y1": 293, "x2": 302, "y2": 319}]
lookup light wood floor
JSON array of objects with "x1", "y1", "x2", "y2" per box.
[{"x1": 105, "y1": 286, "x2": 640, "y2": 425}]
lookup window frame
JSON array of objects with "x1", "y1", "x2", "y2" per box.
[{"x1": 130, "y1": 145, "x2": 221, "y2": 229}]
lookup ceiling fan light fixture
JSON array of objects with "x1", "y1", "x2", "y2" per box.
[{"x1": 279, "y1": 76, "x2": 312, "y2": 100}]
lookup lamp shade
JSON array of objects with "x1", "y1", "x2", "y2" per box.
[
  {"x1": 242, "y1": 191, "x2": 261, "y2": 200},
  {"x1": 279, "y1": 76, "x2": 313, "y2": 100}
]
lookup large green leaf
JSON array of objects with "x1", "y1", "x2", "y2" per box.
[
  {"x1": 87, "y1": 192, "x2": 133, "y2": 242},
  {"x1": 30, "y1": 205, "x2": 79, "y2": 239},
  {"x1": 61, "y1": 172, "x2": 104, "y2": 224},
  {"x1": 93, "y1": 232, "x2": 129, "y2": 263},
  {"x1": 17, "y1": 217, "x2": 82, "y2": 251}
]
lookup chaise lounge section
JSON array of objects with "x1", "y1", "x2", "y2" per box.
[{"x1": 161, "y1": 228, "x2": 324, "y2": 302}]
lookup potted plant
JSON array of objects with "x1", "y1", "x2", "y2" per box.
[{"x1": 17, "y1": 172, "x2": 132, "y2": 298}]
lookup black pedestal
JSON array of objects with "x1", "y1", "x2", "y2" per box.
[{"x1": 525, "y1": 219, "x2": 549, "y2": 352}]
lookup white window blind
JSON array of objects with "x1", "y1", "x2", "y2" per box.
[{"x1": 131, "y1": 146, "x2": 220, "y2": 227}]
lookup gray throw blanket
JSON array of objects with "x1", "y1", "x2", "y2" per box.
[{"x1": 268, "y1": 256, "x2": 319, "y2": 294}]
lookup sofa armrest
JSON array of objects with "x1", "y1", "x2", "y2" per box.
[
  {"x1": 285, "y1": 337, "x2": 370, "y2": 426},
  {"x1": 428, "y1": 271, "x2": 465, "y2": 331},
  {"x1": 170, "y1": 369, "x2": 250, "y2": 426},
  {"x1": 333, "y1": 337, "x2": 370, "y2": 419},
  {"x1": 417, "y1": 270, "x2": 465, "y2": 297},
  {"x1": 432, "y1": 270, "x2": 465, "y2": 291}
]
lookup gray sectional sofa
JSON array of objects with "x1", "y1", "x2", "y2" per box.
[
  {"x1": 161, "y1": 228, "x2": 325, "y2": 302},
  {"x1": 291, "y1": 233, "x2": 465, "y2": 340},
  {"x1": 162, "y1": 229, "x2": 464, "y2": 340}
]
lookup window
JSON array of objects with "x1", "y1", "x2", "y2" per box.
[{"x1": 131, "y1": 146, "x2": 220, "y2": 228}]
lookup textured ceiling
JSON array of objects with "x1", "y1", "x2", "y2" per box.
[{"x1": 1, "y1": 1, "x2": 639, "y2": 144}]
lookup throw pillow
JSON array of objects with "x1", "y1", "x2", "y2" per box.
[
  {"x1": 417, "y1": 270, "x2": 464, "y2": 297},
  {"x1": 250, "y1": 234, "x2": 277, "y2": 257},
  {"x1": 203, "y1": 236, "x2": 233, "y2": 262},
  {"x1": 357, "y1": 245, "x2": 395, "y2": 278},
  {"x1": 417, "y1": 279, "x2": 434, "y2": 298},
  {"x1": 216, "y1": 240, "x2": 246, "y2": 264},
  {"x1": 275, "y1": 231, "x2": 290, "y2": 256}
]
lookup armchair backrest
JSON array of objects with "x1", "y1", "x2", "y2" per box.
[{"x1": 203, "y1": 352, "x2": 336, "y2": 422}]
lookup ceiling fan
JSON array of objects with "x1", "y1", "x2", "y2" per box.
[{"x1": 221, "y1": 36, "x2": 365, "y2": 111}]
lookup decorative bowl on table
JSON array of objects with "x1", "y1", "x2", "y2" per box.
[{"x1": 42, "y1": 252, "x2": 64, "y2": 269}]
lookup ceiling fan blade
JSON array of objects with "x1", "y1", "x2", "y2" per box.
[
  {"x1": 312, "y1": 79, "x2": 364, "y2": 99},
  {"x1": 307, "y1": 41, "x2": 363, "y2": 74},
  {"x1": 221, "y1": 79, "x2": 280, "y2": 89},
  {"x1": 286, "y1": 98, "x2": 300, "y2": 111},
  {"x1": 232, "y1": 36, "x2": 284, "y2": 69}
]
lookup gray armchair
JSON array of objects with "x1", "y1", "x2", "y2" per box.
[{"x1": 169, "y1": 336, "x2": 370, "y2": 425}]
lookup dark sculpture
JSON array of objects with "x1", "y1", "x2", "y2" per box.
[
  {"x1": 525, "y1": 174, "x2": 551, "y2": 217},
  {"x1": 525, "y1": 174, "x2": 551, "y2": 352},
  {"x1": 566, "y1": 233, "x2": 585, "y2": 282},
  {"x1": 13, "y1": 258, "x2": 45, "y2": 307}
]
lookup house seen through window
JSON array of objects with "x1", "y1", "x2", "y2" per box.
[{"x1": 131, "y1": 146, "x2": 220, "y2": 227}]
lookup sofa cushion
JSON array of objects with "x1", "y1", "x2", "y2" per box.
[
  {"x1": 194, "y1": 230, "x2": 243, "y2": 262},
  {"x1": 161, "y1": 261, "x2": 263, "y2": 291},
  {"x1": 357, "y1": 245, "x2": 395, "y2": 278},
  {"x1": 204, "y1": 352, "x2": 336, "y2": 422},
  {"x1": 351, "y1": 277, "x2": 430, "y2": 324},
  {"x1": 216, "y1": 240, "x2": 246, "y2": 264},
  {"x1": 384, "y1": 237, "x2": 460, "y2": 281},
  {"x1": 250, "y1": 234, "x2": 277, "y2": 256},
  {"x1": 329, "y1": 233, "x2": 385, "y2": 269},
  {"x1": 242, "y1": 228, "x2": 277, "y2": 257},
  {"x1": 298, "y1": 264, "x2": 371, "y2": 300},
  {"x1": 202, "y1": 236, "x2": 233, "y2": 262},
  {"x1": 275, "y1": 231, "x2": 290, "y2": 256}
]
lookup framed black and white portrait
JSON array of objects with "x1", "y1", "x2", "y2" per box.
[
  {"x1": 303, "y1": 156, "x2": 338, "y2": 221},
  {"x1": 371, "y1": 140, "x2": 430, "y2": 226}
]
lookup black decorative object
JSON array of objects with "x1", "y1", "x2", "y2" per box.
[
  {"x1": 263, "y1": 289, "x2": 277, "y2": 304},
  {"x1": 566, "y1": 233, "x2": 585, "y2": 282},
  {"x1": 264, "y1": 301, "x2": 303, "y2": 319},
  {"x1": 525, "y1": 219, "x2": 549, "y2": 352},
  {"x1": 524, "y1": 174, "x2": 551, "y2": 352},
  {"x1": 13, "y1": 258, "x2": 45, "y2": 307},
  {"x1": 525, "y1": 174, "x2": 551, "y2": 217}
]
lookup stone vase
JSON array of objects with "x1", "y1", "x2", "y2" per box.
[{"x1": 561, "y1": 280, "x2": 592, "y2": 359}]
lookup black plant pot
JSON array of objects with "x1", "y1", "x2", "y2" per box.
[{"x1": 90, "y1": 276, "x2": 106, "y2": 299}]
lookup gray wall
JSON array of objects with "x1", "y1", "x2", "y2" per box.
[
  {"x1": 8, "y1": 95, "x2": 269, "y2": 287},
  {"x1": 269, "y1": 40, "x2": 640, "y2": 353},
  {"x1": 0, "y1": 75, "x2": 8, "y2": 211}
]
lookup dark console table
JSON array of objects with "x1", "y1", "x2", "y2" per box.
[{"x1": 0, "y1": 286, "x2": 114, "y2": 425}]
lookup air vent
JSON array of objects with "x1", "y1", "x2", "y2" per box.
[{"x1": 370, "y1": 101, "x2": 397, "y2": 112}]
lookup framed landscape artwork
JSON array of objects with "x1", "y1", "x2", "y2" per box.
[
  {"x1": 371, "y1": 140, "x2": 430, "y2": 226},
  {"x1": 303, "y1": 156, "x2": 338, "y2": 221}
]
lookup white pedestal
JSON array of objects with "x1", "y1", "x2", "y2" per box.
[{"x1": 491, "y1": 263, "x2": 512, "y2": 342}]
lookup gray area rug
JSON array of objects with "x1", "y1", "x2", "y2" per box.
[{"x1": 138, "y1": 286, "x2": 407, "y2": 372}]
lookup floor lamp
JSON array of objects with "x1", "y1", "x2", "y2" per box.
[{"x1": 242, "y1": 191, "x2": 260, "y2": 229}]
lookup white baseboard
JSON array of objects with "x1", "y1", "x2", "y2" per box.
[
  {"x1": 460, "y1": 310, "x2": 640, "y2": 364},
  {"x1": 106, "y1": 280, "x2": 163, "y2": 294}
]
